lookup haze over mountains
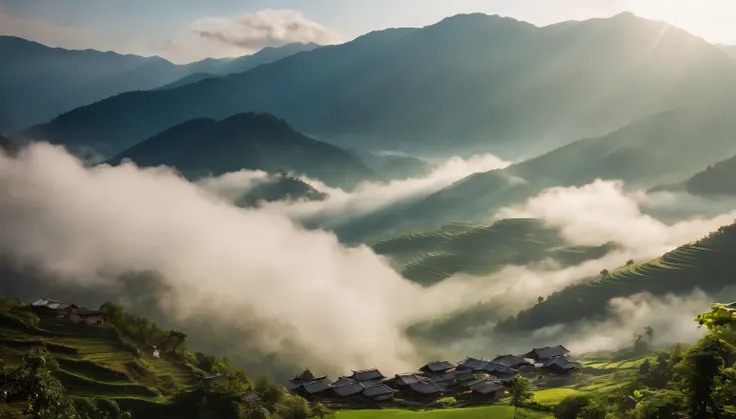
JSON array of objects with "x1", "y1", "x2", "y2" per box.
[
  {"x1": 0, "y1": 36, "x2": 318, "y2": 132},
  {"x1": 18, "y1": 12, "x2": 736, "y2": 161},
  {"x1": 2, "y1": 9, "x2": 736, "y2": 383}
]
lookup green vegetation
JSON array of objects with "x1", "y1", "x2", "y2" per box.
[
  {"x1": 497, "y1": 223, "x2": 736, "y2": 333},
  {"x1": 372, "y1": 218, "x2": 613, "y2": 286},
  {"x1": 0, "y1": 299, "x2": 331, "y2": 419},
  {"x1": 335, "y1": 406, "x2": 552, "y2": 419}
]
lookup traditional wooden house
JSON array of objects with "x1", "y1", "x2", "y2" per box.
[
  {"x1": 405, "y1": 380, "x2": 447, "y2": 401},
  {"x1": 467, "y1": 380, "x2": 505, "y2": 400},
  {"x1": 332, "y1": 381, "x2": 366, "y2": 400},
  {"x1": 69, "y1": 308, "x2": 105, "y2": 327},
  {"x1": 331, "y1": 377, "x2": 356, "y2": 387},
  {"x1": 419, "y1": 361, "x2": 456, "y2": 375},
  {"x1": 362, "y1": 384, "x2": 397, "y2": 402},
  {"x1": 457, "y1": 357, "x2": 487, "y2": 371},
  {"x1": 347, "y1": 368, "x2": 385, "y2": 383},
  {"x1": 31, "y1": 298, "x2": 79, "y2": 319},
  {"x1": 540, "y1": 357, "x2": 580, "y2": 375},
  {"x1": 492, "y1": 354, "x2": 533, "y2": 370},
  {"x1": 522, "y1": 346, "x2": 570, "y2": 362},
  {"x1": 394, "y1": 373, "x2": 424, "y2": 388},
  {"x1": 453, "y1": 369, "x2": 477, "y2": 383},
  {"x1": 288, "y1": 378, "x2": 333, "y2": 400}
]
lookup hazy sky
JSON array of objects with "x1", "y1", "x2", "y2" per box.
[{"x1": 2, "y1": 0, "x2": 736, "y2": 63}]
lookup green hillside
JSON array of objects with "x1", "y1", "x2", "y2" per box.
[
  {"x1": 652, "y1": 153, "x2": 736, "y2": 197},
  {"x1": 496, "y1": 222, "x2": 736, "y2": 333},
  {"x1": 372, "y1": 219, "x2": 614, "y2": 285},
  {"x1": 0, "y1": 300, "x2": 329, "y2": 419},
  {"x1": 337, "y1": 102, "x2": 736, "y2": 244}
]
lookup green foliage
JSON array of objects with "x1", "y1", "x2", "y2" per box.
[
  {"x1": 435, "y1": 397, "x2": 457, "y2": 408},
  {"x1": 553, "y1": 394, "x2": 606, "y2": 419}
]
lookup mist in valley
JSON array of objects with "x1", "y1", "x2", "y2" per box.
[{"x1": 0, "y1": 142, "x2": 734, "y2": 379}]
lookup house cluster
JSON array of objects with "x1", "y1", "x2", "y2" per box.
[
  {"x1": 30, "y1": 298, "x2": 105, "y2": 327},
  {"x1": 287, "y1": 345, "x2": 580, "y2": 405}
]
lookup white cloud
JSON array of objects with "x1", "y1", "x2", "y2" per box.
[{"x1": 191, "y1": 9, "x2": 342, "y2": 52}]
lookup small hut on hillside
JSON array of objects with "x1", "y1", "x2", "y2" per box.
[
  {"x1": 405, "y1": 380, "x2": 447, "y2": 401},
  {"x1": 394, "y1": 373, "x2": 424, "y2": 388},
  {"x1": 540, "y1": 358, "x2": 580, "y2": 375},
  {"x1": 69, "y1": 308, "x2": 105, "y2": 327},
  {"x1": 467, "y1": 380, "x2": 505, "y2": 400},
  {"x1": 287, "y1": 378, "x2": 333, "y2": 400},
  {"x1": 492, "y1": 354, "x2": 533, "y2": 370},
  {"x1": 522, "y1": 345, "x2": 570, "y2": 362},
  {"x1": 31, "y1": 298, "x2": 79, "y2": 319},
  {"x1": 419, "y1": 361, "x2": 456, "y2": 375},
  {"x1": 362, "y1": 384, "x2": 397, "y2": 402},
  {"x1": 347, "y1": 368, "x2": 385, "y2": 383}
]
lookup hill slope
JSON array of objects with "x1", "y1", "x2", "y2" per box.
[
  {"x1": 372, "y1": 219, "x2": 614, "y2": 285},
  {"x1": 495, "y1": 223, "x2": 736, "y2": 334},
  {"x1": 335, "y1": 103, "x2": 736, "y2": 243},
  {"x1": 106, "y1": 113, "x2": 374, "y2": 187},
  {"x1": 0, "y1": 36, "x2": 318, "y2": 132},
  {"x1": 21, "y1": 12, "x2": 736, "y2": 158},
  {"x1": 651, "y1": 153, "x2": 736, "y2": 197}
]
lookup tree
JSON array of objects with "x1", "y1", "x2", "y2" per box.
[
  {"x1": 678, "y1": 334, "x2": 730, "y2": 419},
  {"x1": 537, "y1": 296, "x2": 544, "y2": 304},
  {"x1": 638, "y1": 359, "x2": 651, "y2": 375},
  {"x1": 508, "y1": 376, "x2": 534, "y2": 419},
  {"x1": 600, "y1": 269, "x2": 610, "y2": 277},
  {"x1": 644, "y1": 326, "x2": 654, "y2": 342},
  {"x1": 626, "y1": 259, "x2": 635, "y2": 266}
]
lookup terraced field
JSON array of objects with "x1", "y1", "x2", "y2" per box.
[
  {"x1": 373, "y1": 218, "x2": 614, "y2": 285},
  {"x1": 0, "y1": 311, "x2": 196, "y2": 416},
  {"x1": 497, "y1": 223, "x2": 736, "y2": 333}
]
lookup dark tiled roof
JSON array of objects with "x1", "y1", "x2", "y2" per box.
[
  {"x1": 476, "y1": 362, "x2": 516, "y2": 375},
  {"x1": 469, "y1": 380, "x2": 504, "y2": 395},
  {"x1": 72, "y1": 308, "x2": 103, "y2": 317},
  {"x1": 349, "y1": 369, "x2": 384, "y2": 382},
  {"x1": 395, "y1": 373, "x2": 424, "y2": 386},
  {"x1": 303, "y1": 379, "x2": 332, "y2": 394},
  {"x1": 457, "y1": 357, "x2": 486, "y2": 370},
  {"x1": 523, "y1": 345, "x2": 570, "y2": 359},
  {"x1": 420, "y1": 361, "x2": 455, "y2": 373},
  {"x1": 492, "y1": 355, "x2": 530, "y2": 367},
  {"x1": 408, "y1": 380, "x2": 446, "y2": 394},
  {"x1": 542, "y1": 358, "x2": 580, "y2": 370},
  {"x1": 331, "y1": 377, "x2": 356, "y2": 387},
  {"x1": 333, "y1": 382, "x2": 365, "y2": 397},
  {"x1": 363, "y1": 384, "x2": 397, "y2": 397},
  {"x1": 454, "y1": 370, "x2": 476, "y2": 382}
]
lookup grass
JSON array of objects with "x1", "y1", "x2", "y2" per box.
[
  {"x1": 336, "y1": 405, "x2": 552, "y2": 419},
  {"x1": 534, "y1": 388, "x2": 581, "y2": 406}
]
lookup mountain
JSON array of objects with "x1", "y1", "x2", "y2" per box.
[
  {"x1": 155, "y1": 73, "x2": 217, "y2": 90},
  {"x1": 0, "y1": 134, "x2": 16, "y2": 153},
  {"x1": 236, "y1": 174, "x2": 327, "y2": 207},
  {"x1": 333, "y1": 102, "x2": 736, "y2": 243},
  {"x1": 720, "y1": 44, "x2": 736, "y2": 60},
  {"x1": 0, "y1": 36, "x2": 319, "y2": 132},
  {"x1": 351, "y1": 149, "x2": 436, "y2": 180},
  {"x1": 20, "y1": 12, "x2": 736, "y2": 159},
  {"x1": 106, "y1": 113, "x2": 374, "y2": 187},
  {"x1": 651, "y1": 153, "x2": 736, "y2": 197},
  {"x1": 372, "y1": 218, "x2": 614, "y2": 286}
]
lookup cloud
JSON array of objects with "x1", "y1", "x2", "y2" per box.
[
  {"x1": 191, "y1": 9, "x2": 342, "y2": 52},
  {"x1": 260, "y1": 154, "x2": 511, "y2": 229},
  {"x1": 495, "y1": 179, "x2": 736, "y2": 258}
]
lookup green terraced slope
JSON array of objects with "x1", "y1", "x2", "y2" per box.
[
  {"x1": 496, "y1": 223, "x2": 736, "y2": 333},
  {"x1": 373, "y1": 218, "x2": 614, "y2": 285}
]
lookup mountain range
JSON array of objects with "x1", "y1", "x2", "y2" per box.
[
  {"x1": 19, "y1": 12, "x2": 736, "y2": 161},
  {"x1": 106, "y1": 112, "x2": 374, "y2": 188},
  {"x1": 0, "y1": 36, "x2": 318, "y2": 132}
]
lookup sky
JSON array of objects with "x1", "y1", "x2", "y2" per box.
[{"x1": 2, "y1": 0, "x2": 736, "y2": 63}]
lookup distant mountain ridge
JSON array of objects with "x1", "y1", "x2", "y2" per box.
[
  {"x1": 0, "y1": 36, "x2": 319, "y2": 131},
  {"x1": 20, "y1": 12, "x2": 736, "y2": 159},
  {"x1": 651, "y1": 153, "x2": 736, "y2": 197},
  {"x1": 106, "y1": 112, "x2": 374, "y2": 188}
]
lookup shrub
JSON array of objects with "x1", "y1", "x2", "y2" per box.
[
  {"x1": 554, "y1": 394, "x2": 607, "y2": 419},
  {"x1": 436, "y1": 397, "x2": 457, "y2": 407}
]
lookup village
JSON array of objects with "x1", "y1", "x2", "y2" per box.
[
  {"x1": 286, "y1": 346, "x2": 582, "y2": 407},
  {"x1": 24, "y1": 297, "x2": 583, "y2": 408}
]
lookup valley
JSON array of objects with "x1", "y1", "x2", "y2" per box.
[{"x1": 2, "y1": 4, "x2": 736, "y2": 419}]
